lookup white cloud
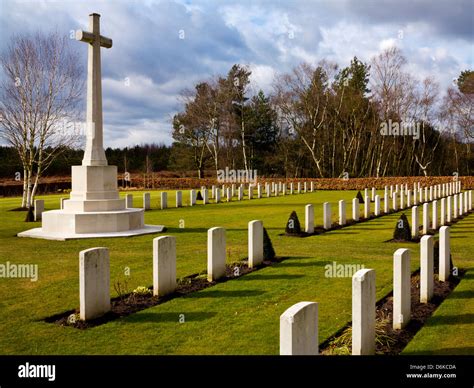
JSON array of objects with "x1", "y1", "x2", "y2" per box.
[
  {"x1": 248, "y1": 64, "x2": 276, "y2": 94},
  {"x1": 379, "y1": 38, "x2": 398, "y2": 51}
]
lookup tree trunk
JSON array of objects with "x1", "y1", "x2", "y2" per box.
[
  {"x1": 26, "y1": 170, "x2": 33, "y2": 209},
  {"x1": 21, "y1": 168, "x2": 27, "y2": 208}
]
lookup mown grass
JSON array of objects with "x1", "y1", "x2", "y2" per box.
[{"x1": 0, "y1": 189, "x2": 472, "y2": 354}]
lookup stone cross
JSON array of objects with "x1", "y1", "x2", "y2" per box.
[{"x1": 76, "y1": 13, "x2": 112, "y2": 167}]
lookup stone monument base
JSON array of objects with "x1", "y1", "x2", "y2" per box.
[
  {"x1": 18, "y1": 222, "x2": 164, "y2": 241},
  {"x1": 17, "y1": 164, "x2": 165, "y2": 240}
]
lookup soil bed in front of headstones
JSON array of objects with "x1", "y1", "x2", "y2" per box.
[
  {"x1": 45, "y1": 258, "x2": 285, "y2": 329},
  {"x1": 320, "y1": 269, "x2": 464, "y2": 355}
]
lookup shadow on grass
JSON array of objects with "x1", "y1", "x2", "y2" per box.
[
  {"x1": 166, "y1": 227, "x2": 248, "y2": 234},
  {"x1": 183, "y1": 290, "x2": 266, "y2": 298},
  {"x1": 327, "y1": 231, "x2": 359, "y2": 235},
  {"x1": 236, "y1": 274, "x2": 304, "y2": 281},
  {"x1": 404, "y1": 347, "x2": 474, "y2": 355},
  {"x1": 425, "y1": 313, "x2": 474, "y2": 325},
  {"x1": 446, "y1": 290, "x2": 474, "y2": 299},
  {"x1": 275, "y1": 261, "x2": 327, "y2": 268},
  {"x1": 125, "y1": 311, "x2": 218, "y2": 323}
]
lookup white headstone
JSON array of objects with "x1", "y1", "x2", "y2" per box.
[
  {"x1": 190, "y1": 189, "x2": 196, "y2": 206},
  {"x1": 420, "y1": 235, "x2": 434, "y2": 303},
  {"x1": 257, "y1": 184, "x2": 262, "y2": 199},
  {"x1": 143, "y1": 192, "x2": 151, "y2": 210},
  {"x1": 238, "y1": 186, "x2": 243, "y2": 201},
  {"x1": 371, "y1": 187, "x2": 376, "y2": 202},
  {"x1": 305, "y1": 204, "x2": 315, "y2": 234},
  {"x1": 339, "y1": 200, "x2": 346, "y2": 226},
  {"x1": 125, "y1": 193, "x2": 133, "y2": 208},
  {"x1": 432, "y1": 200, "x2": 438, "y2": 230},
  {"x1": 393, "y1": 248, "x2": 411, "y2": 330},
  {"x1": 280, "y1": 301, "x2": 319, "y2": 355},
  {"x1": 248, "y1": 220, "x2": 263, "y2": 268},
  {"x1": 215, "y1": 188, "x2": 221, "y2": 203},
  {"x1": 392, "y1": 191, "x2": 398, "y2": 211},
  {"x1": 439, "y1": 226, "x2": 450, "y2": 282},
  {"x1": 161, "y1": 192, "x2": 168, "y2": 210},
  {"x1": 352, "y1": 198, "x2": 360, "y2": 221},
  {"x1": 447, "y1": 195, "x2": 452, "y2": 223},
  {"x1": 153, "y1": 236, "x2": 176, "y2": 297},
  {"x1": 440, "y1": 197, "x2": 446, "y2": 226},
  {"x1": 323, "y1": 202, "x2": 331, "y2": 229},
  {"x1": 374, "y1": 195, "x2": 381, "y2": 216},
  {"x1": 207, "y1": 227, "x2": 226, "y2": 282},
  {"x1": 422, "y1": 203, "x2": 430, "y2": 234},
  {"x1": 226, "y1": 187, "x2": 232, "y2": 202},
  {"x1": 203, "y1": 189, "x2": 209, "y2": 205},
  {"x1": 453, "y1": 194, "x2": 458, "y2": 220},
  {"x1": 364, "y1": 196, "x2": 370, "y2": 219},
  {"x1": 384, "y1": 190, "x2": 389, "y2": 213},
  {"x1": 79, "y1": 247, "x2": 110, "y2": 320},
  {"x1": 411, "y1": 206, "x2": 419, "y2": 238},
  {"x1": 34, "y1": 199, "x2": 45, "y2": 221},
  {"x1": 176, "y1": 190, "x2": 182, "y2": 207},
  {"x1": 352, "y1": 269, "x2": 376, "y2": 355}
]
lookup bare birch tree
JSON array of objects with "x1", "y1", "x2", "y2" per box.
[{"x1": 0, "y1": 32, "x2": 83, "y2": 209}]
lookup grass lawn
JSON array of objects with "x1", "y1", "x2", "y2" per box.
[
  {"x1": 402, "y1": 213, "x2": 474, "y2": 355},
  {"x1": 0, "y1": 189, "x2": 472, "y2": 355}
]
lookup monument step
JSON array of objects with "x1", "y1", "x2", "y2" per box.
[
  {"x1": 40, "y1": 208, "x2": 145, "y2": 234},
  {"x1": 63, "y1": 198, "x2": 126, "y2": 212}
]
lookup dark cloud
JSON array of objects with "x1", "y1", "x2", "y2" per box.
[
  {"x1": 0, "y1": 0, "x2": 472, "y2": 147},
  {"x1": 346, "y1": 0, "x2": 473, "y2": 41}
]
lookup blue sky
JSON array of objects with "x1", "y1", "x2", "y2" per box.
[{"x1": 0, "y1": 0, "x2": 472, "y2": 148}]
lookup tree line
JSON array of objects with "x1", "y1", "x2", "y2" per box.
[{"x1": 172, "y1": 48, "x2": 473, "y2": 178}]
